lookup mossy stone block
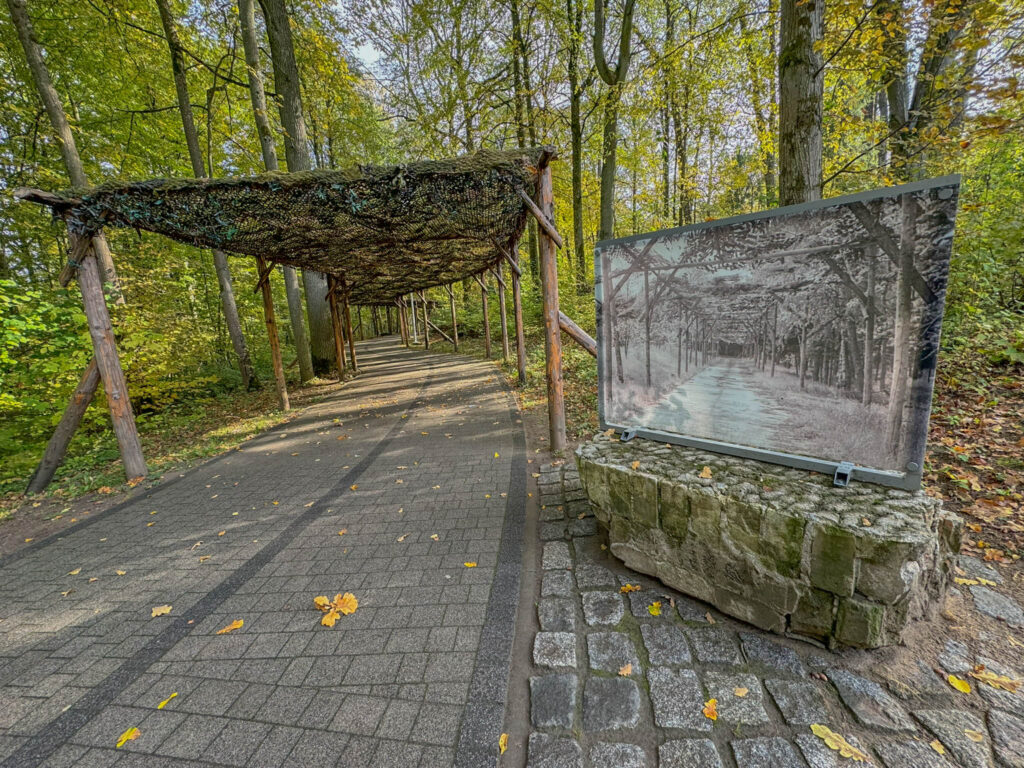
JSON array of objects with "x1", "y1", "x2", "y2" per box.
[
  {"x1": 687, "y1": 490, "x2": 721, "y2": 543},
  {"x1": 835, "y1": 597, "x2": 886, "y2": 648},
  {"x1": 790, "y1": 588, "x2": 835, "y2": 641},
  {"x1": 607, "y1": 464, "x2": 658, "y2": 528},
  {"x1": 760, "y1": 509, "x2": 806, "y2": 579},
  {"x1": 659, "y1": 480, "x2": 691, "y2": 542},
  {"x1": 807, "y1": 523, "x2": 857, "y2": 596}
]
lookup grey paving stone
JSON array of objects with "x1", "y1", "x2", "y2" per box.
[
  {"x1": 676, "y1": 596, "x2": 711, "y2": 622},
  {"x1": 589, "y1": 742, "x2": 647, "y2": 768},
  {"x1": 659, "y1": 739, "x2": 724, "y2": 768},
  {"x1": 641, "y1": 624, "x2": 691, "y2": 666},
  {"x1": 766, "y1": 679, "x2": 828, "y2": 726},
  {"x1": 703, "y1": 672, "x2": 769, "y2": 724},
  {"x1": 575, "y1": 564, "x2": 617, "y2": 589},
  {"x1": 626, "y1": 590, "x2": 666, "y2": 619},
  {"x1": 684, "y1": 627, "x2": 743, "y2": 665},
  {"x1": 827, "y1": 667, "x2": 916, "y2": 732},
  {"x1": 582, "y1": 677, "x2": 641, "y2": 731},
  {"x1": 570, "y1": 518, "x2": 598, "y2": 537},
  {"x1": 542, "y1": 542, "x2": 572, "y2": 570},
  {"x1": 731, "y1": 738, "x2": 805, "y2": 768},
  {"x1": 410, "y1": 702, "x2": 462, "y2": 746},
  {"x1": 581, "y1": 591, "x2": 624, "y2": 627},
  {"x1": 247, "y1": 724, "x2": 303, "y2": 768},
  {"x1": 533, "y1": 632, "x2": 576, "y2": 669},
  {"x1": 740, "y1": 632, "x2": 806, "y2": 676},
  {"x1": 539, "y1": 523, "x2": 567, "y2": 541},
  {"x1": 989, "y1": 710, "x2": 1024, "y2": 768},
  {"x1": 938, "y1": 639, "x2": 972, "y2": 674},
  {"x1": 914, "y1": 708, "x2": 993, "y2": 768},
  {"x1": 369, "y1": 739, "x2": 422, "y2": 767},
  {"x1": 154, "y1": 714, "x2": 225, "y2": 760},
  {"x1": 587, "y1": 632, "x2": 639, "y2": 674},
  {"x1": 648, "y1": 668, "x2": 711, "y2": 731},
  {"x1": 530, "y1": 674, "x2": 577, "y2": 729},
  {"x1": 204, "y1": 720, "x2": 268, "y2": 767},
  {"x1": 527, "y1": 732, "x2": 582, "y2": 768},
  {"x1": 970, "y1": 586, "x2": 1024, "y2": 628},
  {"x1": 541, "y1": 571, "x2": 574, "y2": 598},
  {"x1": 875, "y1": 740, "x2": 956, "y2": 768},
  {"x1": 537, "y1": 599, "x2": 576, "y2": 632},
  {"x1": 795, "y1": 733, "x2": 874, "y2": 768},
  {"x1": 976, "y1": 656, "x2": 1024, "y2": 717},
  {"x1": 959, "y1": 555, "x2": 1003, "y2": 584},
  {"x1": 332, "y1": 694, "x2": 389, "y2": 735}
]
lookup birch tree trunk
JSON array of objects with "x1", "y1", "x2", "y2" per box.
[{"x1": 778, "y1": 0, "x2": 823, "y2": 205}]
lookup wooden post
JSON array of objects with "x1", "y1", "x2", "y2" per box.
[
  {"x1": 495, "y1": 265, "x2": 510, "y2": 361},
  {"x1": 410, "y1": 293, "x2": 419, "y2": 343},
  {"x1": 511, "y1": 248, "x2": 527, "y2": 384},
  {"x1": 479, "y1": 273, "x2": 492, "y2": 359},
  {"x1": 341, "y1": 276, "x2": 358, "y2": 370},
  {"x1": 76, "y1": 236, "x2": 148, "y2": 478},
  {"x1": 326, "y1": 275, "x2": 347, "y2": 376},
  {"x1": 397, "y1": 300, "x2": 409, "y2": 347},
  {"x1": 447, "y1": 285, "x2": 459, "y2": 351},
  {"x1": 26, "y1": 358, "x2": 100, "y2": 493},
  {"x1": 256, "y1": 255, "x2": 289, "y2": 410},
  {"x1": 536, "y1": 162, "x2": 566, "y2": 452},
  {"x1": 419, "y1": 291, "x2": 430, "y2": 350}
]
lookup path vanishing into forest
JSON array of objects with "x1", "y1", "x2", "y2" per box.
[
  {"x1": 643, "y1": 359, "x2": 788, "y2": 446},
  {"x1": 0, "y1": 337, "x2": 525, "y2": 768}
]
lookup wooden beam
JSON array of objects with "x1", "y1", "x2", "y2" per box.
[
  {"x1": 58, "y1": 233, "x2": 91, "y2": 288},
  {"x1": 327, "y1": 275, "x2": 347, "y2": 376},
  {"x1": 26, "y1": 357, "x2": 100, "y2": 493},
  {"x1": 559, "y1": 311, "x2": 597, "y2": 357},
  {"x1": 256, "y1": 255, "x2": 289, "y2": 410},
  {"x1": 75, "y1": 236, "x2": 148, "y2": 479},
  {"x1": 480, "y1": 273, "x2": 492, "y2": 359},
  {"x1": 448, "y1": 284, "x2": 459, "y2": 351},
  {"x1": 253, "y1": 259, "x2": 275, "y2": 292},
  {"x1": 496, "y1": 263, "x2": 510, "y2": 361},
  {"x1": 496, "y1": 243, "x2": 523, "y2": 277},
  {"x1": 425, "y1": 317, "x2": 455, "y2": 345},
  {"x1": 536, "y1": 165, "x2": 566, "y2": 451},
  {"x1": 341, "y1": 276, "x2": 358, "y2": 370},
  {"x1": 518, "y1": 188, "x2": 564, "y2": 249}
]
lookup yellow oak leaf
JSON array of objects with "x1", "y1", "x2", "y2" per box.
[
  {"x1": 465, "y1": 562, "x2": 478, "y2": 568},
  {"x1": 331, "y1": 592, "x2": 358, "y2": 615},
  {"x1": 321, "y1": 609, "x2": 340, "y2": 627},
  {"x1": 314, "y1": 596, "x2": 331, "y2": 612},
  {"x1": 620, "y1": 584, "x2": 642, "y2": 593},
  {"x1": 734, "y1": 687, "x2": 749, "y2": 697},
  {"x1": 699, "y1": 466, "x2": 713, "y2": 479},
  {"x1": 498, "y1": 733, "x2": 508, "y2": 755},
  {"x1": 930, "y1": 739, "x2": 946, "y2": 755},
  {"x1": 948, "y1": 674, "x2": 972, "y2": 693},
  {"x1": 68, "y1": 568, "x2": 81, "y2": 576},
  {"x1": 969, "y1": 665, "x2": 1020, "y2": 692},
  {"x1": 157, "y1": 692, "x2": 177, "y2": 710},
  {"x1": 216, "y1": 619, "x2": 244, "y2": 635},
  {"x1": 955, "y1": 577, "x2": 979, "y2": 586},
  {"x1": 810, "y1": 724, "x2": 871, "y2": 762},
  {"x1": 648, "y1": 601, "x2": 662, "y2": 616},
  {"x1": 703, "y1": 698, "x2": 718, "y2": 721},
  {"x1": 151, "y1": 605, "x2": 172, "y2": 618},
  {"x1": 964, "y1": 729, "x2": 984, "y2": 742},
  {"x1": 116, "y1": 727, "x2": 140, "y2": 748},
  {"x1": 24, "y1": 538, "x2": 32, "y2": 543},
  {"x1": 619, "y1": 663, "x2": 633, "y2": 676}
]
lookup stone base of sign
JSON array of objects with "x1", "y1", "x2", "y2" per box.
[{"x1": 575, "y1": 434, "x2": 962, "y2": 649}]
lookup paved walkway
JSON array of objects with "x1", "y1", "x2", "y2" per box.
[{"x1": 0, "y1": 337, "x2": 525, "y2": 768}]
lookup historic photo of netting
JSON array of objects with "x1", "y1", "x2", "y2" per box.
[{"x1": 595, "y1": 178, "x2": 959, "y2": 479}]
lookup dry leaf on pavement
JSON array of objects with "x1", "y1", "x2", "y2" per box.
[
  {"x1": 116, "y1": 727, "x2": 140, "y2": 748},
  {"x1": 151, "y1": 605, "x2": 172, "y2": 618},
  {"x1": 702, "y1": 699, "x2": 718, "y2": 721},
  {"x1": 216, "y1": 619, "x2": 244, "y2": 635},
  {"x1": 810, "y1": 724, "x2": 871, "y2": 762}
]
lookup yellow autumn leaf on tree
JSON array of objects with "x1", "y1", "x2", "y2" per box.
[
  {"x1": 619, "y1": 663, "x2": 632, "y2": 676},
  {"x1": 948, "y1": 674, "x2": 972, "y2": 693},
  {"x1": 498, "y1": 733, "x2": 508, "y2": 755},
  {"x1": 648, "y1": 601, "x2": 662, "y2": 616},
  {"x1": 157, "y1": 692, "x2": 177, "y2": 710},
  {"x1": 217, "y1": 619, "x2": 244, "y2": 635},
  {"x1": 969, "y1": 665, "x2": 1021, "y2": 692},
  {"x1": 930, "y1": 739, "x2": 946, "y2": 755},
  {"x1": 151, "y1": 605, "x2": 172, "y2": 618},
  {"x1": 699, "y1": 466, "x2": 713, "y2": 479},
  {"x1": 703, "y1": 699, "x2": 718, "y2": 721},
  {"x1": 810, "y1": 724, "x2": 871, "y2": 762},
  {"x1": 116, "y1": 727, "x2": 140, "y2": 748},
  {"x1": 620, "y1": 584, "x2": 641, "y2": 593}
]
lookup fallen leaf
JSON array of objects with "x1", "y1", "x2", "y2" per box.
[
  {"x1": 631, "y1": 460, "x2": 640, "y2": 470},
  {"x1": 703, "y1": 698, "x2": 718, "y2": 721},
  {"x1": 321, "y1": 609, "x2": 340, "y2": 627},
  {"x1": 620, "y1": 584, "x2": 641, "y2": 593},
  {"x1": 350, "y1": 484, "x2": 358, "y2": 491},
  {"x1": 115, "y1": 570, "x2": 126, "y2": 576},
  {"x1": 198, "y1": 556, "x2": 211, "y2": 562},
  {"x1": 115, "y1": 727, "x2": 140, "y2": 748},
  {"x1": 216, "y1": 619, "x2": 244, "y2": 635},
  {"x1": 397, "y1": 533, "x2": 409, "y2": 542},
  {"x1": 151, "y1": 605, "x2": 172, "y2": 618},
  {"x1": 978, "y1": 577, "x2": 998, "y2": 587},
  {"x1": 304, "y1": 501, "x2": 315, "y2": 507},
  {"x1": 955, "y1": 577, "x2": 980, "y2": 586},
  {"x1": 699, "y1": 466, "x2": 713, "y2": 479},
  {"x1": 810, "y1": 724, "x2": 871, "y2": 762},
  {"x1": 964, "y1": 729, "x2": 984, "y2": 742},
  {"x1": 617, "y1": 663, "x2": 633, "y2": 676},
  {"x1": 705, "y1": 612, "x2": 716, "y2": 624},
  {"x1": 948, "y1": 674, "x2": 972, "y2": 693},
  {"x1": 498, "y1": 733, "x2": 508, "y2": 755},
  {"x1": 332, "y1": 592, "x2": 358, "y2": 615},
  {"x1": 157, "y1": 692, "x2": 177, "y2": 710},
  {"x1": 465, "y1": 562, "x2": 478, "y2": 568},
  {"x1": 146, "y1": 522, "x2": 155, "y2": 527},
  {"x1": 734, "y1": 687, "x2": 749, "y2": 697},
  {"x1": 861, "y1": 517, "x2": 872, "y2": 527},
  {"x1": 431, "y1": 534, "x2": 439, "y2": 541},
  {"x1": 217, "y1": 531, "x2": 226, "y2": 536},
  {"x1": 338, "y1": 529, "x2": 347, "y2": 536},
  {"x1": 969, "y1": 665, "x2": 1020, "y2": 692},
  {"x1": 494, "y1": 452, "x2": 500, "y2": 458},
  {"x1": 648, "y1": 601, "x2": 662, "y2": 616},
  {"x1": 930, "y1": 739, "x2": 946, "y2": 755},
  {"x1": 24, "y1": 538, "x2": 32, "y2": 543},
  {"x1": 68, "y1": 568, "x2": 81, "y2": 576},
  {"x1": 88, "y1": 577, "x2": 98, "y2": 583},
  {"x1": 61, "y1": 589, "x2": 73, "y2": 597}
]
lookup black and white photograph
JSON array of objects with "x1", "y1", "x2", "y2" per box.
[{"x1": 596, "y1": 178, "x2": 960, "y2": 476}]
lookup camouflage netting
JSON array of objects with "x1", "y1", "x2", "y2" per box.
[{"x1": 23, "y1": 147, "x2": 551, "y2": 304}]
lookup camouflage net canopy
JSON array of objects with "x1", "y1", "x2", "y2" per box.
[{"x1": 22, "y1": 147, "x2": 551, "y2": 304}]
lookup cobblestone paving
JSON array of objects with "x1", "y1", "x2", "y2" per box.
[
  {"x1": 0, "y1": 338, "x2": 524, "y2": 768},
  {"x1": 524, "y1": 462, "x2": 1024, "y2": 768}
]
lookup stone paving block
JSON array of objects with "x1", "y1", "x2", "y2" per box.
[
  {"x1": 246, "y1": 724, "x2": 303, "y2": 768},
  {"x1": 332, "y1": 694, "x2": 389, "y2": 735},
  {"x1": 542, "y1": 542, "x2": 572, "y2": 570},
  {"x1": 703, "y1": 671, "x2": 769, "y2": 724},
  {"x1": 541, "y1": 571, "x2": 574, "y2": 598},
  {"x1": 527, "y1": 732, "x2": 582, "y2": 768},
  {"x1": 569, "y1": 518, "x2": 597, "y2": 537},
  {"x1": 375, "y1": 699, "x2": 421, "y2": 741},
  {"x1": 684, "y1": 627, "x2": 743, "y2": 665},
  {"x1": 765, "y1": 679, "x2": 828, "y2": 726},
  {"x1": 537, "y1": 598, "x2": 576, "y2": 632},
  {"x1": 875, "y1": 740, "x2": 956, "y2": 768},
  {"x1": 575, "y1": 564, "x2": 617, "y2": 589},
  {"x1": 154, "y1": 713, "x2": 226, "y2": 760},
  {"x1": 589, "y1": 742, "x2": 647, "y2": 768},
  {"x1": 581, "y1": 591, "x2": 624, "y2": 627},
  {"x1": 640, "y1": 624, "x2": 691, "y2": 666},
  {"x1": 970, "y1": 586, "x2": 1024, "y2": 628},
  {"x1": 530, "y1": 674, "x2": 577, "y2": 729},
  {"x1": 582, "y1": 677, "x2": 641, "y2": 731},
  {"x1": 587, "y1": 632, "x2": 640, "y2": 674},
  {"x1": 914, "y1": 709, "x2": 992, "y2": 768},
  {"x1": 975, "y1": 657, "x2": 1024, "y2": 717},
  {"x1": 958, "y1": 556, "x2": 1002, "y2": 584},
  {"x1": 539, "y1": 523, "x2": 567, "y2": 541},
  {"x1": 731, "y1": 737, "x2": 805, "y2": 768},
  {"x1": 411, "y1": 702, "x2": 462, "y2": 746},
  {"x1": 369, "y1": 739, "x2": 423, "y2": 767},
  {"x1": 794, "y1": 733, "x2": 874, "y2": 768},
  {"x1": 659, "y1": 739, "x2": 724, "y2": 768},
  {"x1": 827, "y1": 668, "x2": 915, "y2": 732},
  {"x1": 740, "y1": 632, "x2": 806, "y2": 676},
  {"x1": 627, "y1": 590, "x2": 666, "y2": 619},
  {"x1": 989, "y1": 710, "x2": 1024, "y2": 768},
  {"x1": 938, "y1": 639, "x2": 972, "y2": 674},
  {"x1": 649, "y1": 668, "x2": 711, "y2": 731},
  {"x1": 533, "y1": 632, "x2": 576, "y2": 669}
]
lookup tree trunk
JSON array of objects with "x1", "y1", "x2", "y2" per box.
[
  {"x1": 239, "y1": 0, "x2": 313, "y2": 382},
  {"x1": 886, "y1": 195, "x2": 918, "y2": 463},
  {"x1": 862, "y1": 250, "x2": 876, "y2": 404},
  {"x1": 260, "y1": 0, "x2": 333, "y2": 375},
  {"x1": 778, "y1": 0, "x2": 823, "y2": 205},
  {"x1": 567, "y1": 0, "x2": 587, "y2": 292}
]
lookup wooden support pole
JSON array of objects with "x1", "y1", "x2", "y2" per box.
[
  {"x1": 326, "y1": 275, "x2": 347, "y2": 376},
  {"x1": 518, "y1": 188, "x2": 564, "y2": 248},
  {"x1": 559, "y1": 311, "x2": 597, "y2": 357},
  {"x1": 536, "y1": 164, "x2": 566, "y2": 452},
  {"x1": 76, "y1": 236, "x2": 148, "y2": 478},
  {"x1": 447, "y1": 285, "x2": 459, "y2": 351},
  {"x1": 511, "y1": 249, "x2": 527, "y2": 384},
  {"x1": 496, "y1": 264, "x2": 510, "y2": 361},
  {"x1": 356, "y1": 306, "x2": 363, "y2": 340},
  {"x1": 396, "y1": 300, "x2": 409, "y2": 347},
  {"x1": 341, "y1": 276, "x2": 358, "y2": 370},
  {"x1": 479, "y1": 273, "x2": 492, "y2": 359},
  {"x1": 420, "y1": 291, "x2": 430, "y2": 350},
  {"x1": 256, "y1": 256, "x2": 290, "y2": 410},
  {"x1": 26, "y1": 357, "x2": 100, "y2": 493}
]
